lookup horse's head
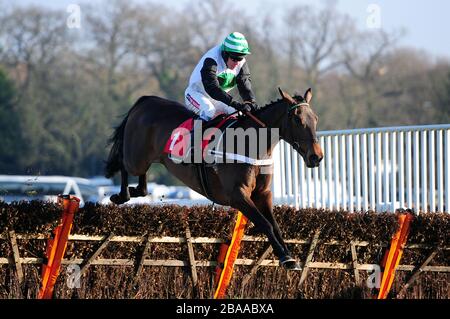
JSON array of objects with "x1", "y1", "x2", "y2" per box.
[{"x1": 278, "y1": 87, "x2": 323, "y2": 168}]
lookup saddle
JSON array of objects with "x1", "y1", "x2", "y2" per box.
[{"x1": 163, "y1": 114, "x2": 238, "y2": 164}]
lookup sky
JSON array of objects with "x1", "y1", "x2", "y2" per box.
[{"x1": 7, "y1": 0, "x2": 450, "y2": 58}]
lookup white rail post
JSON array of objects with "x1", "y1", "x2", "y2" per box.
[
  {"x1": 279, "y1": 142, "x2": 286, "y2": 204},
  {"x1": 376, "y1": 133, "x2": 382, "y2": 211},
  {"x1": 320, "y1": 136, "x2": 326, "y2": 209},
  {"x1": 445, "y1": 130, "x2": 450, "y2": 213},
  {"x1": 390, "y1": 132, "x2": 397, "y2": 212},
  {"x1": 414, "y1": 131, "x2": 420, "y2": 213},
  {"x1": 333, "y1": 135, "x2": 340, "y2": 210},
  {"x1": 271, "y1": 145, "x2": 276, "y2": 196},
  {"x1": 429, "y1": 130, "x2": 436, "y2": 212},
  {"x1": 383, "y1": 132, "x2": 389, "y2": 211},
  {"x1": 398, "y1": 132, "x2": 405, "y2": 209},
  {"x1": 326, "y1": 136, "x2": 333, "y2": 210},
  {"x1": 292, "y1": 147, "x2": 299, "y2": 209},
  {"x1": 340, "y1": 135, "x2": 347, "y2": 210},
  {"x1": 299, "y1": 154, "x2": 305, "y2": 209},
  {"x1": 437, "y1": 130, "x2": 443, "y2": 212},
  {"x1": 354, "y1": 134, "x2": 361, "y2": 212},
  {"x1": 369, "y1": 133, "x2": 376, "y2": 211},
  {"x1": 421, "y1": 131, "x2": 428, "y2": 212},
  {"x1": 313, "y1": 164, "x2": 319, "y2": 209},
  {"x1": 285, "y1": 144, "x2": 293, "y2": 205},
  {"x1": 347, "y1": 135, "x2": 354, "y2": 212},
  {"x1": 306, "y1": 159, "x2": 312, "y2": 208},
  {"x1": 406, "y1": 131, "x2": 413, "y2": 209},
  {"x1": 362, "y1": 134, "x2": 368, "y2": 212}
]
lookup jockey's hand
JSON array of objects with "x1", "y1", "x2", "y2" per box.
[
  {"x1": 231, "y1": 101, "x2": 252, "y2": 113},
  {"x1": 247, "y1": 101, "x2": 259, "y2": 112}
]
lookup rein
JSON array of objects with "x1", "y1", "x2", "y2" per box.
[{"x1": 244, "y1": 111, "x2": 266, "y2": 127}]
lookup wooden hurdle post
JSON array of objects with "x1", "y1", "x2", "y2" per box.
[
  {"x1": 214, "y1": 211, "x2": 248, "y2": 299},
  {"x1": 377, "y1": 212, "x2": 414, "y2": 299},
  {"x1": 38, "y1": 195, "x2": 80, "y2": 299}
]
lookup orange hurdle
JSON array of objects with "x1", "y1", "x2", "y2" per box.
[
  {"x1": 214, "y1": 211, "x2": 248, "y2": 299},
  {"x1": 377, "y1": 212, "x2": 414, "y2": 299},
  {"x1": 214, "y1": 243, "x2": 230, "y2": 286},
  {"x1": 38, "y1": 195, "x2": 80, "y2": 299}
]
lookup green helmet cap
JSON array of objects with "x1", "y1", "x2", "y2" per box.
[{"x1": 221, "y1": 32, "x2": 251, "y2": 55}]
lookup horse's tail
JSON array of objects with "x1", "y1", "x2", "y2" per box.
[
  {"x1": 105, "y1": 97, "x2": 149, "y2": 178},
  {"x1": 105, "y1": 113, "x2": 128, "y2": 178}
]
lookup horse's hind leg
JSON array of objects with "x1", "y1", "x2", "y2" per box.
[
  {"x1": 110, "y1": 168, "x2": 131, "y2": 204},
  {"x1": 129, "y1": 172, "x2": 148, "y2": 197}
]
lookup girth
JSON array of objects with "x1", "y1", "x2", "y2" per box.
[{"x1": 196, "y1": 163, "x2": 212, "y2": 200}]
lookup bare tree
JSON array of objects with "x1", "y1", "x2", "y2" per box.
[
  {"x1": 244, "y1": 12, "x2": 282, "y2": 103},
  {"x1": 282, "y1": 2, "x2": 353, "y2": 91},
  {"x1": 82, "y1": 0, "x2": 157, "y2": 102},
  {"x1": 339, "y1": 29, "x2": 402, "y2": 126},
  {"x1": 341, "y1": 29, "x2": 402, "y2": 83},
  {"x1": 183, "y1": 0, "x2": 242, "y2": 54},
  {"x1": 0, "y1": 6, "x2": 71, "y2": 100},
  {"x1": 133, "y1": 6, "x2": 199, "y2": 100}
]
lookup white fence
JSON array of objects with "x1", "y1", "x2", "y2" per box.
[{"x1": 272, "y1": 124, "x2": 450, "y2": 213}]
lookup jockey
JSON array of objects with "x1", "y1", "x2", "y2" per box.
[{"x1": 185, "y1": 32, "x2": 258, "y2": 123}]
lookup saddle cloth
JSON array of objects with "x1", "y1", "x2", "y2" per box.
[{"x1": 163, "y1": 115, "x2": 237, "y2": 163}]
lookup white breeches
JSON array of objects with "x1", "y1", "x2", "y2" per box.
[{"x1": 184, "y1": 88, "x2": 236, "y2": 121}]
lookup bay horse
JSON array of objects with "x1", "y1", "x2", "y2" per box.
[{"x1": 105, "y1": 88, "x2": 323, "y2": 270}]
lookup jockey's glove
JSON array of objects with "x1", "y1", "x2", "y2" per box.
[
  {"x1": 247, "y1": 101, "x2": 259, "y2": 112},
  {"x1": 231, "y1": 100, "x2": 252, "y2": 113}
]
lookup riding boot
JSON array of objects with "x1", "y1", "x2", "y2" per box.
[{"x1": 187, "y1": 117, "x2": 208, "y2": 164}]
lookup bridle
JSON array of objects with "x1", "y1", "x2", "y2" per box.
[
  {"x1": 285, "y1": 101, "x2": 320, "y2": 145},
  {"x1": 288, "y1": 102, "x2": 310, "y2": 112},
  {"x1": 244, "y1": 99, "x2": 320, "y2": 147}
]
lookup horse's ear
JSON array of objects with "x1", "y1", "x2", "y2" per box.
[
  {"x1": 278, "y1": 87, "x2": 296, "y2": 103},
  {"x1": 304, "y1": 88, "x2": 313, "y2": 103}
]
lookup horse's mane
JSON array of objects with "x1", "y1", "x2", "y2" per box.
[
  {"x1": 254, "y1": 93, "x2": 305, "y2": 114},
  {"x1": 254, "y1": 97, "x2": 283, "y2": 114}
]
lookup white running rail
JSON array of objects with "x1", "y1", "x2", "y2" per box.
[{"x1": 272, "y1": 124, "x2": 450, "y2": 213}]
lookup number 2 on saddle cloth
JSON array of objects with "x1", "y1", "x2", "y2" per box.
[{"x1": 163, "y1": 114, "x2": 234, "y2": 164}]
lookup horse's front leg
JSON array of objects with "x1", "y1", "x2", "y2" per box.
[
  {"x1": 252, "y1": 190, "x2": 301, "y2": 270},
  {"x1": 231, "y1": 188, "x2": 300, "y2": 270}
]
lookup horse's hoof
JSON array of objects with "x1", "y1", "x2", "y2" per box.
[
  {"x1": 110, "y1": 194, "x2": 130, "y2": 205},
  {"x1": 129, "y1": 187, "x2": 147, "y2": 197},
  {"x1": 280, "y1": 257, "x2": 302, "y2": 271}
]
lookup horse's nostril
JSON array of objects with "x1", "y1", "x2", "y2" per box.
[{"x1": 309, "y1": 154, "x2": 319, "y2": 164}]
